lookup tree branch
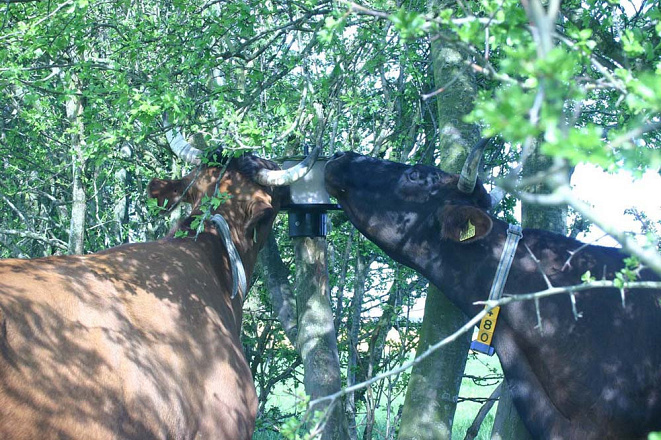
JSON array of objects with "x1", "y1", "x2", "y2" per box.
[
  {"x1": 307, "y1": 277, "x2": 660, "y2": 412},
  {"x1": 514, "y1": 185, "x2": 661, "y2": 276},
  {"x1": 258, "y1": 234, "x2": 299, "y2": 344},
  {"x1": 476, "y1": 280, "x2": 661, "y2": 308},
  {"x1": 0, "y1": 229, "x2": 68, "y2": 250},
  {"x1": 464, "y1": 382, "x2": 502, "y2": 440}
]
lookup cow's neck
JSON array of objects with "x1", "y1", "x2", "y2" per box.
[
  {"x1": 170, "y1": 220, "x2": 259, "y2": 316},
  {"x1": 431, "y1": 217, "x2": 651, "y2": 318},
  {"x1": 428, "y1": 218, "x2": 572, "y2": 315},
  {"x1": 426, "y1": 220, "x2": 512, "y2": 316},
  {"x1": 173, "y1": 217, "x2": 257, "y2": 272}
]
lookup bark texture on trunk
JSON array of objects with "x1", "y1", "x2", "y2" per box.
[
  {"x1": 66, "y1": 80, "x2": 86, "y2": 256},
  {"x1": 294, "y1": 237, "x2": 349, "y2": 440},
  {"x1": 398, "y1": 10, "x2": 478, "y2": 437},
  {"x1": 398, "y1": 285, "x2": 470, "y2": 440}
]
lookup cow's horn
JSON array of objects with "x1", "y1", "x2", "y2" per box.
[
  {"x1": 489, "y1": 186, "x2": 506, "y2": 209},
  {"x1": 457, "y1": 138, "x2": 490, "y2": 194},
  {"x1": 254, "y1": 146, "x2": 321, "y2": 187},
  {"x1": 163, "y1": 114, "x2": 203, "y2": 165}
]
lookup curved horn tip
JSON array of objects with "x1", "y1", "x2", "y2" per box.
[
  {"x1": 457, "y1": 138, "x2": 490, "y2": 194},
  {"x1": 164, "y1": 125, "x2": 204, "y2": 165},
  {"x1": 254, "y1": 145, "x2": 321, "y2": 187}
]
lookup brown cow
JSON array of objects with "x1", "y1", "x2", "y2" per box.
[{"x1": 0, "y1": 147, "x2": 316, "y2": 439}]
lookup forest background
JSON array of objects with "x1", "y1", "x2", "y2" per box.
[{"x1": 1, "y1": 0, "x2": 660, "y2": 438}]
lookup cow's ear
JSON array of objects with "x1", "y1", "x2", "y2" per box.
[
  {"x1": 439, "y1": 204, "x2": 493, "y2": 243},
  {"x1": 245, "y1": 201, "x2": 275, "y2": 242},
  {"x1": 148, "y1": 178, "x2": 188, "y2": 213}
]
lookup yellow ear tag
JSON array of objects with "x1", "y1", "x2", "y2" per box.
[{"x1": 459, "y1": 220, "x2": 476, "y2": 242}]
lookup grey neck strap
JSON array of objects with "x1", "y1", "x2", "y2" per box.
[
  {"x1": 210, "y1": 214, "x2": 247, "y2": 299},
  {"x1": 469, "y1": 224, "x2": 523, "y2": 356},
  {"x1": 489, "y1": 224, "x2": 523, "y2": 301}
]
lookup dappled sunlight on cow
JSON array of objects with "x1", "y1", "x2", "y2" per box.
[
  {"x1": 325, "y1": 147, "x2": 661, "y2": 440},
  {"x1": 0, "y1": 148, "x2": 316, "y2": 440}
]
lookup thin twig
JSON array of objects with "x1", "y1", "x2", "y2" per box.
[
  {"x1": 308, "y1": 306, "x2": 493, "y2": 408},
  {"x1": 524, "y1": 243, "x2": 553, "y2": 289},
  {"x1": 464, "y1": 382, "x2": 502, "y2": 440},
  {"x1": 298, "y1": 277, "x2": 661, "y2": 431},
  {"x1": 475, "y1": 280, "x2": 661, "y2": 307},
  {"x1": 562, "y1": 240, "x2": 594, "y2": 271},
  {"x1": 514, "y1": 185, "x2": 661, "y2": 277}
]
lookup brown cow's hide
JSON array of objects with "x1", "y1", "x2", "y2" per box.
[{"x1": 0, "y1": 235, "x2": 256, "y2": 439}]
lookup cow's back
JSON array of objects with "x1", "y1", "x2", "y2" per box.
[
  {"x1": 496, "y1": 237, "x2": 661, "y2": 439},
  {"x1": 0, "y1": 239, "x2": 257, "y2": 440}
]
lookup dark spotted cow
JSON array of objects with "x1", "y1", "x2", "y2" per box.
[{"x1": 324, "y1": 146, "x2": 661, "y2": 440}]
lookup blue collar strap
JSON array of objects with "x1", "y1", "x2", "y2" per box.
[{"x1": 470, "y1": 224, "x2": 523, "y2": 356}]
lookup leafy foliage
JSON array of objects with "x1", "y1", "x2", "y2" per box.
[{"x1": 2, "y1": 0, "x2": 660, "y2": 438}]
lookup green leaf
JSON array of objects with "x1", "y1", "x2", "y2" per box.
[
  {"x1": 389, "y1": 7, "x2": 427, "y2": 40},
  {"x1": 581, "y1": 271, "x2": 595, "y2": 283},
  {"x1": 579, "y1": 29, "x2": 593, "y2": 40},
  {"x1": 622, "y1": 29, "x2": 645, "y2": 56},
  {"x1": 147, "y1": 198, "x2": 168, "y2": 217}
]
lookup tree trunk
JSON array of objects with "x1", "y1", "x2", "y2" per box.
[
  {"x1": 346, "y1": 238, "x2": 367, "y2": 440},
  {"x1": 520, "y1": 141, "x2": 568, "y2": 234},
  {"x1": 65, "y1": 78, "x2": 86, "y2": 255},
  {"x1": 398, "y1": 284, "x2": 470, "y2": 439},
  {"x1": 491, "y1": 140, "x2": 568, "y2": 440},
  {"x1": 490, "y1": 378, "x2": 529, "y2": 440},
  {"x1": 294, "y1": 237, "x2": 349, "y2": 440},
  {"x1": 113, "y1": 145, "x2": 133, "y2": 244},
  {"x1": 259, "y1": 234, "x2": 299, "y2": 344},
  {"x1": 398, "y1": 6, "x2": 478, "y2": 437}
]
